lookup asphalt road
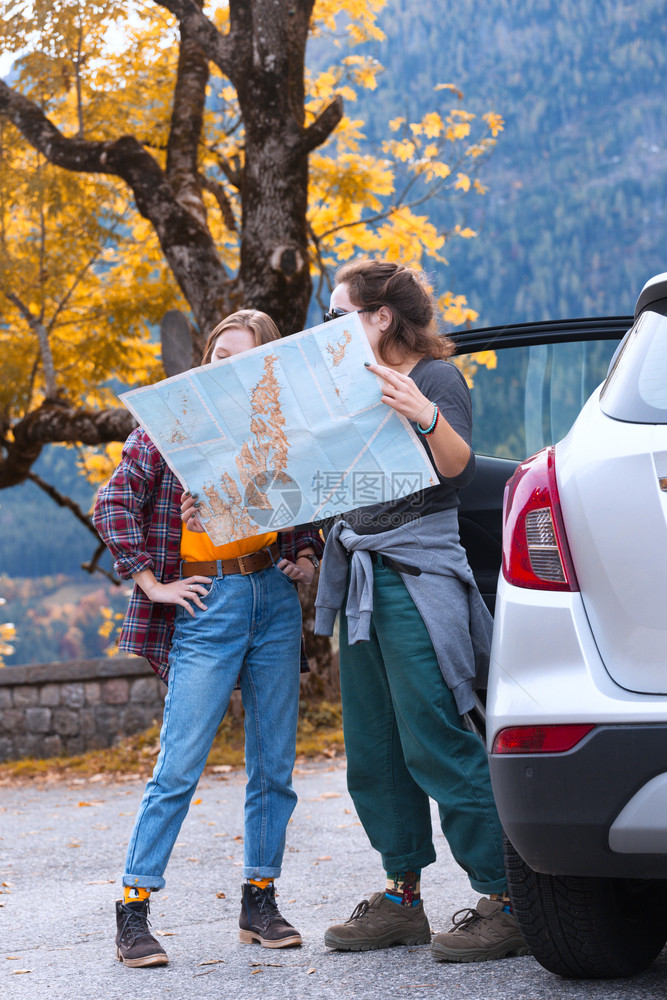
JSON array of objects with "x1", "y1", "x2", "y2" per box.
[{"x1": 2, "y1": 760, "x2": 666, "y2": 1000}]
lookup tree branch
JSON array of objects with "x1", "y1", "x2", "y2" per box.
[
  {"x1": 166, "y1": 1, "x2": 210, "y2": 228},
  {"x1": 0, "y1": 79, "x2": 233, "y2": 335},
  {"x1": 81, "y1": 539, "x2": 121, "y2": 583},
  {"x1": 152, "y1": 0, "x2": 235, "y2": 78},
  {"x1": 1, "y1": 402, "x2": 135, "y2": 489},
  {"x1": 301, "y1": 96, "x2": 344, "y2": 154},
  {"x1": 198, "y1": 172, "x2": 238, "y2": 233},
  {"x1": 26, "y1": 469, "x2": 99, "y2": 539},
  {"x1": 5, "y1": 291, "x2": 58, "y2": 399}
]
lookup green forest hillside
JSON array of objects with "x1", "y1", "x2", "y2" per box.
[{"x1": 335, "y1": 0, "x2": 667, "y2": 323}]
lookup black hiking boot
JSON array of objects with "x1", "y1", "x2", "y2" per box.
[
  {"x1": 239, "y1": 883, "x2": 302, "y2": 948},
  {"x1": 115, "y1": 899, "x2": 168, "y2": 967}
]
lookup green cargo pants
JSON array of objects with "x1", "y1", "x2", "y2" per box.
[{"x1": 338, "y1": 557, "x2": 506, "y2": 894}]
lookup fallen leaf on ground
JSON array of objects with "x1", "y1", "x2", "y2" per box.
[
  {"x1": 192, "y1": 798, "x2": 202, "y2": 805},
  {"x1": 317, "y1": 855, "x2": 331, "y2": 861},
  {"x1": 12, "y1": 969, "x2": 32, "y2": 974},
  {"x1": 215, "y1": 892, "x2": 226, "y2": 899},
  {"x1": 211, "y1": 765, "x2": 232, "y2": 773},
  {"x1": 5, "y1": 956, "x2": 22, "y2": 960},
  {"x1": 307, "y1": 967, "x2": 316, "y2": 974},
  {"x1": 86, "y1": 879, "x2": 115, "y2": 885},
  {"x1": 198, "y1": 959, "x2": 225, "y2": 966},
  {"x1": 154, "y1": 930, "x2": 176, "y2": 937}
]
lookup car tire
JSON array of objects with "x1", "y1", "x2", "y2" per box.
[{"x1": 504, "y1": 835, "x2": 667, "y2": 978}]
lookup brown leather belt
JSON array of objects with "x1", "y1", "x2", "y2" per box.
[{"x1": 182, "y1": 543, "x2": 281, "y2": 578}]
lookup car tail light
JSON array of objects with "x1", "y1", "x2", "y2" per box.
[
  {"x1": 492, "y1": 724, "x2": 595, "y2": 754},
  {"x1": 502, "y1": 447, "x2": 579, "y2": 591}
]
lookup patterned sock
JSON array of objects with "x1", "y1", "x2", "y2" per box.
[
  {"x1": 247, "y1": 877, "x2": 274, "y2": 890},
  {"x1": 385, "y1": 871, "x2": 421, "y2": 907},
  {"x1": 124, "y1": 885, "x2": 151, "y2": 904},
  {"x1": 489, "y1": 891, "x2": 512, "y2": 913}
]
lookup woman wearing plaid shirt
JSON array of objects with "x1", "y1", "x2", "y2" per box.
[{"x1": 93, "y1": 311, "x2": 323, "y2": 968}]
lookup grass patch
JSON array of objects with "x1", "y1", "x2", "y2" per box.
[{"x1": 0, "y1": 699, "x2": 344, "y2": 783}]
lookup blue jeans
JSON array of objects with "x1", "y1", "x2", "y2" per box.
[{"x1": 123, "y1": 564, "x2": 302, "y2": 889}]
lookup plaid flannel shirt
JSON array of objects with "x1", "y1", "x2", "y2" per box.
[{"x1": 92, "y1": 428, "x2": 323, "y2": 682}]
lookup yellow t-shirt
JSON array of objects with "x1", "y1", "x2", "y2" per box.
[{"x1": 180, "y1": 524, "x2": 278, "y2": 563}]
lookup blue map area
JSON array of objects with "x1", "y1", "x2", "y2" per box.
[{"x1": 121, "y1": 314, "x2": 437, "y2": 544}]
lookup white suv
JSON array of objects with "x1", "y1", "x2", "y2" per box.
[{"x1": 484, "y1": 274, "x2": 667, "y2": 978}]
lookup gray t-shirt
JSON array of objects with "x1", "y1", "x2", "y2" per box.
[{"x1": 342, "y1": 357, "x2": 476, "y2": 535}]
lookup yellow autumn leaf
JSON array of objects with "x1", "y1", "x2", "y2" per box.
[
  {"x1": 393, "y1": 140, "x2": 416, "y2": 162},
  {"x1": 454, "y1": 173, "x2": 471, "y2": 192},
  {"x1": 483, "y1": 111, "x2": 505, "y2": 136},
  {"x1": 446, "y1": 122, "x2": 471, "y2": 141},
  {"x1": 473, "y1": 350, "x2": 498, "y2": 370},
  {"x1": 424, "y1": 161, "x2": 451, "y2": 181},
  {"x1": 421, "y1": 111, "x2": 445, "y2": 138}
]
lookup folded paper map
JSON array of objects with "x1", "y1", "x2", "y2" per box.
[{"x1": 120, "y1": 313, "x2": 438, "y2": 545}]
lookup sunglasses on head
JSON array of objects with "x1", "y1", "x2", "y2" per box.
[{"x1": 322, "y1": 307, "x2": 370, "y2": 323}]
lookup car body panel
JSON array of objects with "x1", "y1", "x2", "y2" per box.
[
  {"x1": 490, "y1": 725, "x2": 667, "y2": 878},
  {"x1": 557, "y1": 400, "x2": 667, "y2": 695}
]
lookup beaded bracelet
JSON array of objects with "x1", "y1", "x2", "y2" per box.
[{"x1": 417, "y1": 403, "x2": 439, "y2": 436}]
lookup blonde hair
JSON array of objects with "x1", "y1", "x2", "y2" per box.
[{"x1": 201, "y1": 309, "x2": 280, "y2": 363}]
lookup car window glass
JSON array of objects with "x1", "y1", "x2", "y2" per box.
[
  {"x1": 601, "y1": 307, "x2": 667, "y2": 422},
  {"x1": 463, "y1": 339, "x2": 619, "y2": 459}
]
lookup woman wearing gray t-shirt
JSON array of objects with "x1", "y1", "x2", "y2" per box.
[{"x1": 316, "y1": 258, "x2": 528, "y2": 964}]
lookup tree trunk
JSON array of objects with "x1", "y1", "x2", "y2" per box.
[{"x1": 298, "y1": 575, "x2": 340, "y2": 702}]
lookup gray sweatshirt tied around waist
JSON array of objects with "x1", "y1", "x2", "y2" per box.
[{"x1": 313, "y1": 509, "x2": 494, "y2": 715}]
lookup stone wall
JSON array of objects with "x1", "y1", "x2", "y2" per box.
[{"x1": 0, "y1": 656, "x2": 166, "y2": 762}]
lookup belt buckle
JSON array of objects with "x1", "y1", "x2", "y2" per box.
[{"x1": 238, "y1": 552, "x2": 255, "y2": 575}]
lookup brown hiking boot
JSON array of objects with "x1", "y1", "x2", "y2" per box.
[
  {"x1": 431, "y1": 897, "x2": 530, "y2": 963},
  {"x1": 324, "y1": 892, "x2": 431, "y2": 951},
  {"x1": 115, "y1": 899, "x2": 168, "y2": 967},
  {"x1": 239, "y1": 883, "x2": 302, "y2": 948}
]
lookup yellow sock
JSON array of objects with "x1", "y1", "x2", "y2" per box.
[
  {"x1": 124, "y1": 885, "x2": 151, "y2": 904},
  {"x1": 248, "y1": 877, "x2": 273, "y2": 890}
]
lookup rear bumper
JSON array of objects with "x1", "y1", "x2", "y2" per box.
[{"x1": 490, "y1": 724, "x2": 667, "y2": 878}]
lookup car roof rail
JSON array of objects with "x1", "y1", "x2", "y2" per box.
[{"x1": 450, "y1": 316, "x2": 633, "y2": 354}]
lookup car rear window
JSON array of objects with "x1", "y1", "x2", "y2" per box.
[{"x1": 601, "y1": 304, "x2": 667, "y2": 423}]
